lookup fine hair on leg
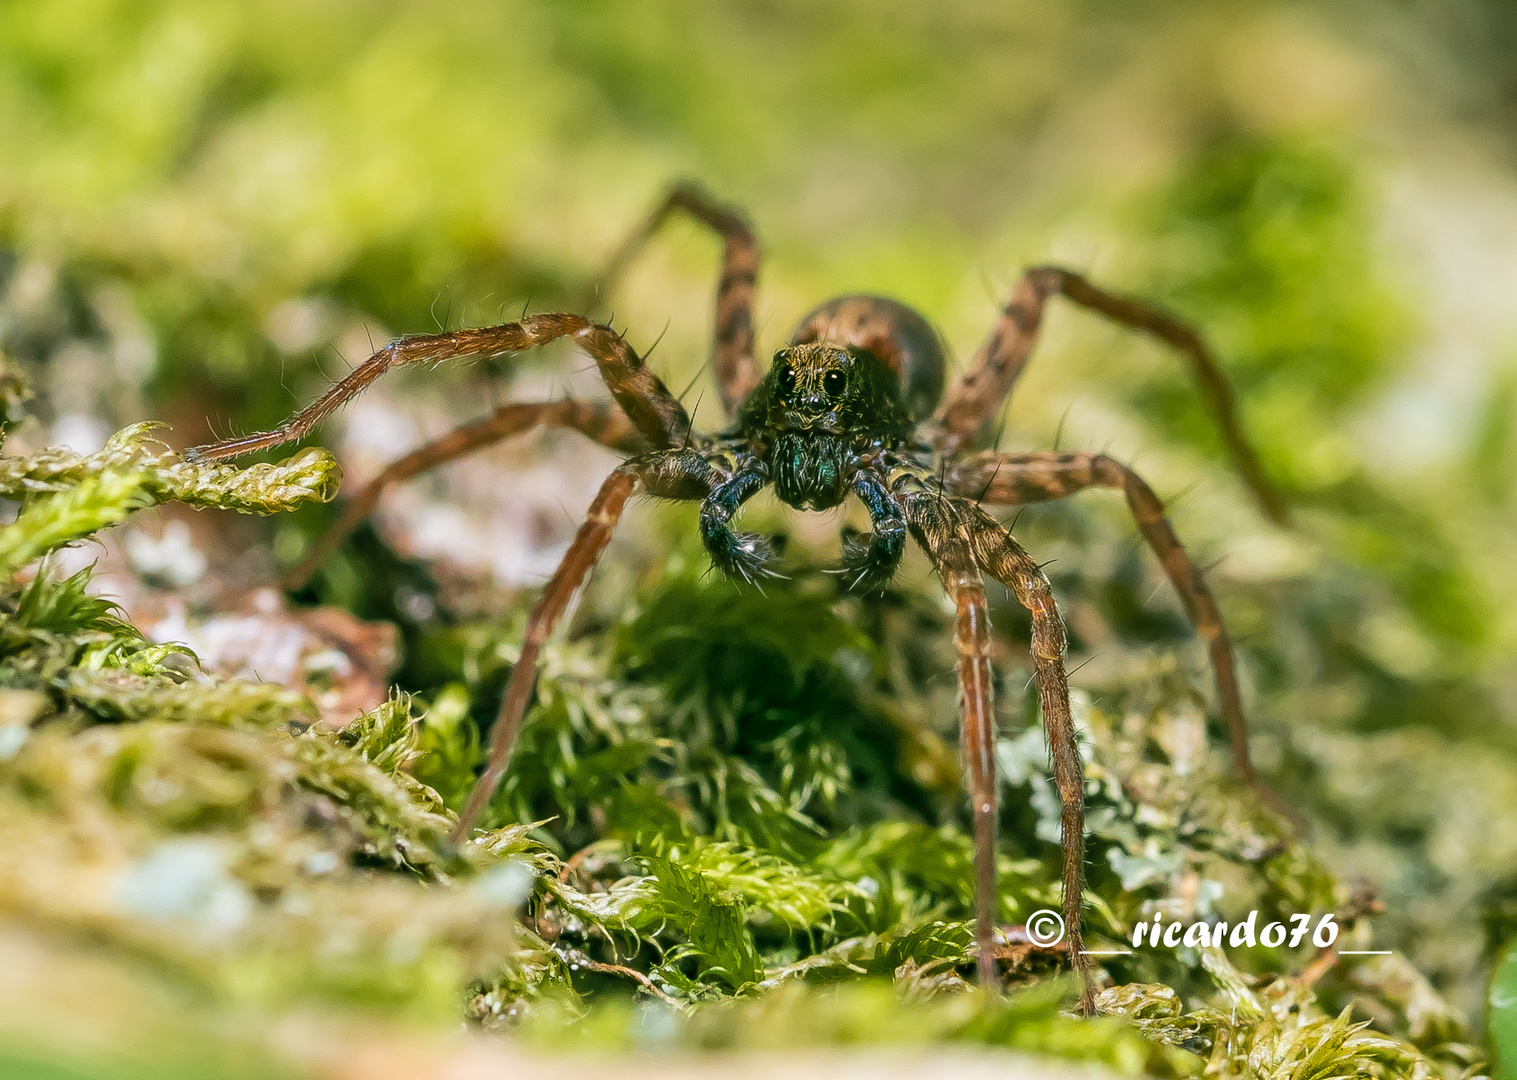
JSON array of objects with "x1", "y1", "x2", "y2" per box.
[{"x1": 185, "y1": 314, "x2": 690, "y2": 462}]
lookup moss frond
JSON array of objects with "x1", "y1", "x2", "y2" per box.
[{"x1": 0, "y1": 423, "x2": 340, "y2": 514}]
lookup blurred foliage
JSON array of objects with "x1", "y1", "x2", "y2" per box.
[
  {"x1": 1, "y1": 1, "x2": 1515, "y2": 1078},
  {"x1": 1492, "y1": 942, "x2": 1517, "y2": 1080}
]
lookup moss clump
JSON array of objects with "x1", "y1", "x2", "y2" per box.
[{"x1": 0, "y1": 357, "x2": 1491, "y2": 1075}]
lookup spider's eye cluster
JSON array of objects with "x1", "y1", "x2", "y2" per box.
[
  {"x1": 823, "y1": 370, "x2": 847, "y2": 398},
  {"x1": 776, "y1": 364, "x2": 797, "y2": 397}
]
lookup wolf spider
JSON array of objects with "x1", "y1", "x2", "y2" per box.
[{"x1": 187, "y1": 184, "x2": 1287, "y2": 1014}]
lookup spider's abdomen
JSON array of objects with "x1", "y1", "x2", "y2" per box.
[
  {"x1": 770, "y1": 431, "x2": 849, "y2": 510},
  {"x1": 789, "y1": 295, "x2": 947, "y2": 420}
]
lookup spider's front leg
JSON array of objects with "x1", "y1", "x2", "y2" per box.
[
  {"x1": 452, "y1": 447, "x2": 718, "y2": 839},
  {"x1": 899, "y1": 489, "x2": 1095, "y2": 1014},
  {"x1": 957, "y1": 501, "x2": 1094, "y2": 1013},
  {"x1": 186, "y1": 314, "x2": 690, "y2": 461},
  {"x1": 454, "y1": 465, "x2": 636, "y2": 836},
  {"x1": 896, "y1": 490, "x2": 1005, "y2": 993}
]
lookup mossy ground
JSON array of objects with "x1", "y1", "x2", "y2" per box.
[
  {"x1": 3, "y1": 4, "x2": 1517, "y2": 1076},
  {"x1": 0, "y1": 367, "x2": 1491, "y2": 1076}
]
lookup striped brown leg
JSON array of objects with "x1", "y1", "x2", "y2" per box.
[
  {"x1": 451, "y1": 446, "x2": 720, "y2": 841},
  {"x1": 281, "y1": 401, "x2": 643, "y2": 591},
  {"x1": 933, "y1": 266, "x2": 1288, "y2": 526},
  {"x1": 452, "y1": 467, "x2": 636, "y2": 839},
  {"x1": 898, "y1": 490, "x2": 1092, "y2": 1013},
  {"x1": 590, "y1": 182, "x2": 761, "y2": 415},
  {"x1": 947, "y1": 449, "x2": 1266, "y2": 795},
  {"x1": 184, "y1": 314, "x2": 690, "y2": 461},
  {"x1": 896, "y1": 490, "x2": 1002, "y2": 992},
  {"x1": 955, "y1": 500, "x2": 1094, "y2": 1015}
]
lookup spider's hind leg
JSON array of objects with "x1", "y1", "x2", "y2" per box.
[
  {"x1": 590, "y1": 182, "x2": 761, "y2": 416},
  {"x1": 932, "y1": 266, "x2": 1287, "y2": 525}
]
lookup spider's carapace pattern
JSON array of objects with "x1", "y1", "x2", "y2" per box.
[{"x1": 187, "y1": 184, "x2": 1288, "y2": 1014}]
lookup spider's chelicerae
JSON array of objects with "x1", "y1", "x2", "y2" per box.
[{"x1": 188, "y1": 185, "x2": 1287, "y2": 1014}]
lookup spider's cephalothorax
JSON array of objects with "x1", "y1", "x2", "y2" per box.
[
  {"x1": 694, "y1": 295, "x2": 945, "y2": 587},
  {"x1": 743, "y1": 342, "x2": 912, "y2": 510},
  {"x1": 698, "y1": 335, "x2": 920, "y2": 590},
  {"x1": 746, "y1": 345, "x2": 898, "y2": 515},
  {"x1": 186, "y1": 184, "x2": 1290, "y2": 1015}
]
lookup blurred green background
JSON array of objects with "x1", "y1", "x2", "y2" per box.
[{"x1": 3, "y1": 0, "x2": 1517, "y2": 1073}]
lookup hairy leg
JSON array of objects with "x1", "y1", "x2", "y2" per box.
[
  {"x1": 591, "y1": 182, "x2": 761, "y2": 416},
  {"x1": 948, "y1": 449, "x2": 1261, "y2": 787},
  {"x1": 954, "y1": 499, "x2": 1095, "y2": 1015},
  {"x1": 451, "y1": 448, "x2": 719, "y2": 840},
  {"x1": 839, "y1": 471, "x2": 906, "y2": 590},
  {"x1": 895, "y1": 489, "x2": 1004, "y2": 994},
  {"x1": 453, "y1": 466, "x2": 636, "y2": 838},
  {"x1": 700, "y1": 466, "x2": 776, "y2": 583},
  {"x1": 933, "y1": 266, "x2": 1288, "y2": 525},
  {"x1": 282, "y1": 400, "x2": 643, "y2": 592},
  {"x1": 186, "y1": 314, "x2": 690, "y2": 461}
]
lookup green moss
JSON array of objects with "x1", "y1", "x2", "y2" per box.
[
  {"x1": 0, "y1": 9, "x2": 1509, "y2": 1076},
  {"x1": 0, "y1": 422, "x2": 340, "y2": 514},
  {"x1": 0, "y1": 403, "x2": 1485, "y2": 1075}
]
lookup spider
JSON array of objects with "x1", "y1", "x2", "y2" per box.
[{"x1": 187, "y1": 184, "x2": 1287, "y2": 1014}]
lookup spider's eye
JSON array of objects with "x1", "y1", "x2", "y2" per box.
[
  {"x1": 823, "y1": 370, "x2": 847, "y2": 398},
  {"x1": 776, "y1": 364, "x2": 797, "y2": 397}
]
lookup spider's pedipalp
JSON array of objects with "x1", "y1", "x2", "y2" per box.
[
  {"x1": 836, "y1": 470, "x2": 905, "y2": 592},
  {"x1": 698, "y1": 467, "x2": 780, "y2": 584}
]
